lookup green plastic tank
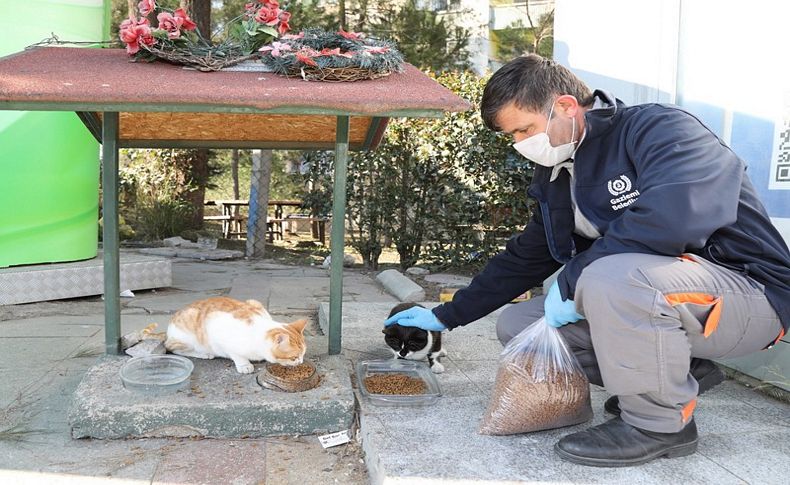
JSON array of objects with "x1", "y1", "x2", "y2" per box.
[{"x1": 0, "y1": 0, "x2": 108, "y2": 268}]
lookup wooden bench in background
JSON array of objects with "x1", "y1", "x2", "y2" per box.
[{"x1": 204, "y1": 199, "x2": 328, "y2": 244}]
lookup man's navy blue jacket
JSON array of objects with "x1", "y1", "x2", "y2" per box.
[{"x1": 433, "y1": 91, "x2": 790, "y2": 335}]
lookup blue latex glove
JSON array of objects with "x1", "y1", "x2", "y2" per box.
[
  {"x1": 544, "y1": 281, "x2": 583, "y2": 328},
  {"x1": 384, "y1": 306, "x2": 447, "y2": 332}
]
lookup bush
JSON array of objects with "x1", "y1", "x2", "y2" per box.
[{"x1": 118, "y1": 149, "x2": 201, "y2": 241}]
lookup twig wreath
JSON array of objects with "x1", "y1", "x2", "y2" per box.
[{"x1": 259, "y1": 28, "x2": 404, "y2": 82}]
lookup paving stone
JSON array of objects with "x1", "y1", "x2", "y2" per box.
[
  {"x1": 423, "y1": 273, "x2": 473, "y2": 287},
  {"x1": 405, "y1": 267, "x2": 430, "y2": 275},
  {"x1": 124, "y1": 339, "x2": 165, "y2": 357},
  {"x1": 125, "y1": 291, "x2": 223, "y2": 313},
  {"x1": 0, "y1": 315, "x2": 102, "y2": 338},
  {"x1": 697, "y1": 430, "x2": 790, "y2": 485},
  {"x1": 152, "y1": 438, "x2": 267, "y2": 485}
]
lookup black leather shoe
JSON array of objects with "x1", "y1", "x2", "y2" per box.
[
  {"x1": 555, "y1": 416, "x2": 698, "y2": 467},
  {"x1": 604, "y1": 358, "x2": 725, "y2": 415}
]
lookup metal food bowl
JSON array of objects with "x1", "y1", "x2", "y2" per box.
[
  {"x1": 257, "y1": 361, "x2": 320, "y2": 392},
  {"x1": 119, "y1": 354, "x2": 194, "y2": 394}
]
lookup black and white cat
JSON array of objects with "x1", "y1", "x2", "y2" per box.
[{"x1": 383, "y1": 302, "x2": 447, "y2": 373}]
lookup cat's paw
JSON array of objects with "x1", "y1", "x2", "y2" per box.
[
  {"x1": 234, "y1": 362, "x2": 255, "y2": 374},
  {"x1": 438, "y1": 348, "x2": 448, "y2": 357},
  {"x1": 430, "y1": 362, "x2": 445, "y2": 374}
]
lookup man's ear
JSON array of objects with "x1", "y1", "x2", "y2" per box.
[{"x1": 555, "y1": 94, "x2": 579, "y2": 116}]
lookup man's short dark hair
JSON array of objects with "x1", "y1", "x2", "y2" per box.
[{"x1": 481, "y1": 54, "x2": 593, "y2": 131}]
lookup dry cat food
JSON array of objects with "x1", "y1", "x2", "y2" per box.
[
  {"x1": 479, "y1": 351, "x2": 592, "y2": 435},
  {"x1": 267, "y1": 363, "x2": 315, "y2": 381},
  {"x1": 363, "y1": 373, "x2": 427, "y2": 395}
]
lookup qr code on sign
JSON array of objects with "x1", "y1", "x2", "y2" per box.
[{"x1": 769, "y1": 96, "x2": 790, "y2": 190}]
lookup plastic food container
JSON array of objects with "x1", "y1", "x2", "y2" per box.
[
  {"x1": 119, "y1": 355, "x2": 194, "y2": 393},
  {"x1": 356, "y1": 359, "x2": 441, "y2": 406}
]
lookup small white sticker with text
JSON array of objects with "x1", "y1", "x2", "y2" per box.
[{"x1": 318, "y1": 430, "x2": 351, "y2": 449}]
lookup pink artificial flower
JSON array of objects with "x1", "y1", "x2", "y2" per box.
[
  {"x1": 138, "y1": 0, "x2": 156, "y2": 16},
  {"x1": 259, "y1": 41, "x2": 292, "y2": 57},
  {"x1": 281, "y1": 31, "x2": 304, "y2": 40},
  {"x1": 173, "y1": 8, "x2": 197, "y2": 31},
  {"x1": 364, "y1": 45, "x2": 390, "y2": 55},
  {"x1": 120, "y1": 17, "x2": 154, "y2": 55},
  {"x1": 338, "y1": 29, "x2": 362, "y2": 40},
  {"x1": 264, "y1": 0, "x2": 280, "y2": 9},
  {"x1": 156, "y1": 12, "x2": 183, "y2": 39}
]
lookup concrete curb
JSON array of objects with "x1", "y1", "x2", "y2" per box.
[
  {"x1": 375, "y1": 269, "x2": 425, "y2": 302},
  {"x1": 69, "y1": 352, "x2": 354, "y2": 439}
]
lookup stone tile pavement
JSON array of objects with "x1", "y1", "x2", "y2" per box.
[{"x1": 1, "y1": 254, "x2": 788, "y2": 484}]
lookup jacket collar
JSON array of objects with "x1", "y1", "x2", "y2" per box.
[{"x1": 582, "y1": 90, "x2": 623, "y2": 141}]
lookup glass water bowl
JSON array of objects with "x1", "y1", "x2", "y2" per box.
[{"x1": 119, "y1": 354, "x2": 194, "y2": 393}]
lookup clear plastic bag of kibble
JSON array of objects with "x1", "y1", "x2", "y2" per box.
[{"x1": 479, "y1": 317, "x2": 593, "y2": 435}]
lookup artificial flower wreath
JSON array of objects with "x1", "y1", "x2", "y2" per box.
[
  {"x1": 119, "y1": 0, "x2": 290, "y2": 71},
  {"x1": 259, "y1": 28, "x2": 405, "y2": 82}
]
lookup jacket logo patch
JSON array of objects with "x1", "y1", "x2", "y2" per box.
[
  {"x1": 607, "y1": 175, "x2": 632, "y2": 196},
  {"x1": 608, "y1": 174, "x2": 640, "y2": 211}
]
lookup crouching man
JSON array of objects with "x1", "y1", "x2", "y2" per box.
[{"x1": 385, "y1": 54, "x2": 789, "y2": 467}]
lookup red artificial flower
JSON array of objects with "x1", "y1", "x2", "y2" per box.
[
  {"x1": 120, "y1": 17, "x2": 154, "y2": 55},
  {"x1": 255, "y1": 6, "x2": 280, "y2": 26},
  {"x1": 318, "y1": 47, "x2": 353, "y2": 59},
  {"x1": 138, "y1": 0, "x2": 156, "y2": 16},
  {"x1": 264, "y1": 0, "x2": 280, "y2": 8},
  {"x1": 295, "y1": 48, "x2": 318, "y2": 67},
  {"x1": 173, "y1": 8, "x2": 197, "y2": 31},
  {"x1": 338, "y1": 29, "x2": 362, "y2": 40}
]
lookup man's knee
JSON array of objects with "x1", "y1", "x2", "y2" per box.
[
  {"x1": 576, "y1": 253, "x2": 659, "y2": 303},
  {"x1": 495, "y1": 299, "x2": 543, "y2": 345}
]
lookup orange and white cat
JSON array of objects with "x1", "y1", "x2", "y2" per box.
[{"x1": 164, "y1": 296, "x2": 307, "y2": 374}]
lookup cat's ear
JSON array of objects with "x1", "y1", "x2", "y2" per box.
[
  {"x1": 275, "y1": 332, "x2": 289, "y2": 346},
  {"x1": 288, "y1": 319, "x2": 308, "y2": 334}
]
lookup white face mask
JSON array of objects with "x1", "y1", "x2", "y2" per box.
[{"x1": 512, "y1": 102, "x2": 577, "y2": 167}]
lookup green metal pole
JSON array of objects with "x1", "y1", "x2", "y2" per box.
[
  {"x1": 102, "y1": 112, "x2": 121, "y2": 355},
  {"x1": 329, "y1": 116, "x2": 350, "y2": 355}
]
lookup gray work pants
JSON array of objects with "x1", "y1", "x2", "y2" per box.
[{"x1": 496, "y1": 253, "x2": 782, "y2": 433}]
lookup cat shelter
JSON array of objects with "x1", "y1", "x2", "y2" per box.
[{"x1": 0, "y1": 46, "x2": 469, "y2": 438}]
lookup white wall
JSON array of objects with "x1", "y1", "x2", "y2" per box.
[{"x1": 554, "y1": 0, "x2": 790, "y2": 242}]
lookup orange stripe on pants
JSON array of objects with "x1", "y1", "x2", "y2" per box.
[
  {"x1": 681, "y1": 399, "x2": 697, "y2": 424},
  {"x1": 665, "y1": 292, "x2": 723, "y2": 337}
]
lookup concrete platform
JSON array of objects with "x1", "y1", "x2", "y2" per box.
[
  {"x1": 324, "y1": 302, "x2": 790, "y2": 485},
  {"x1": 69, "y1": 344, "x2": 355, "y2": 439},
  {"x1": 0, "y1": 251, "x2": 171, "y2": 305}
]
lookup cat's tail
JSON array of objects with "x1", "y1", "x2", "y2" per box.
[{"x1": 164, "y1": 338, "x2": 190, "y2": 353}]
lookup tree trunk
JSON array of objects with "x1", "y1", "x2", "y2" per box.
[
  {"x1": 231, "y1": 149, "x2": 240, "y2": 199},
  {"x1": 180, "y1": 0, "x2": 212, "y2": 229},
  {"x1": 175, "y1": 149, "x2": 209, "y2": 229},
  {"x1": 190, "y1": 0, "x2": 212, "y2": 40},
  {"x1": 246, "y1": 149, "x2": 273, "y2": 258},
  {"x1": 339, "y1": 0, "x2": 346, "y2": 31}
]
